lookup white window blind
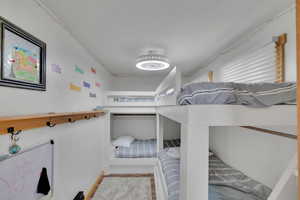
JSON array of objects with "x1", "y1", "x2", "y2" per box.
[{"x1": 222, "y1": 42, "x2": 277, "y2": 83}]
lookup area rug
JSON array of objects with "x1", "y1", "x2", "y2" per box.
[{"x1": 92, "y1": 174, "x2": 156, "y2": 200}]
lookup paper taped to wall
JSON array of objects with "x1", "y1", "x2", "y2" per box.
[
  {"x1": 69, "y1": 83, "x2": 81, "y2": 92},
  {"x1": 51, "y1": 64, "x2": 62, "y2": 74},
  {"x1": 89, "y1": 92, "x2": 96, "y2": 98},
  {"x1": 83, "y1": 81, "x2": 91, "y2": 88},
  {"x1": 75, "y1": 65, "x2": 84, "y2": 74},
  {"x1": 91, "y1": 67, "x2": 96, "y2": 74}
]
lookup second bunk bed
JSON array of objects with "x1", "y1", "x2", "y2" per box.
[{"x1": 153, "y1": 34, "x2": 297, "y2": 200}]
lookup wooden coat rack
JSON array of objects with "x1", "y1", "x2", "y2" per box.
[{"x1": 0, "y1": 110, "x2": 106, "y2": 135}]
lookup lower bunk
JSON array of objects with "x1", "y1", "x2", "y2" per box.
[
  {"x1": 156, "y1": 148, "x2": 272, "y2": 200},
  {"x1": 113, "y1": 137, "x2": 180, "y2": 158}
]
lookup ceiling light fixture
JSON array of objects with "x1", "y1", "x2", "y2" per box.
[{"x1": 136, "y1": 52, "x2": 170, "y2": 71}]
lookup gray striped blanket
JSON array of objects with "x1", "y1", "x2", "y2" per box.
[
  {"x1": 158, "y1": 149, "x2": 180, "y2": 200},
  {"x1": 209, "y1": 155, "x2": 272, "y2": 200},
  {"x1": 115, "y1": 139, "x2": 181, "y2": 158},
  {"x1": 178, "y1": 82, "x2": 296, "y2": 107},
  {"x1": 115, "y1": 139, "x2": 157, "y2": 158},
  {"x1": 158, "y1": 150, "x2": 271, "y2": 200}
]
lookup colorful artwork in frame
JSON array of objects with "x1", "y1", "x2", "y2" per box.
[{"x1": 0, "y1": 17, "x2": 46, "y2": 91}]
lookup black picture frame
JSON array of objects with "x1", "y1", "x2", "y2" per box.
[{"x1": 0, "y1": 17, "x2": 46, "y2": 91}]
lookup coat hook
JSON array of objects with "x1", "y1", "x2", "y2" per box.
[
  {"x1": 84, "y1": 115, "x2": 90, "y2": 120},
  {"x1": 46, "y1": 121, "x2": 56, "y2": 127},
  {"x1": 68, "y1": 118, "x2": 76, "y2": 123},
  {"x1": 7, "y1": 127, "x2": 21, "y2": 136}
]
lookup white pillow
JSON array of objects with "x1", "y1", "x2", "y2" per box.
[
  {"x1": 112, "y1": 136, "x2": 135, "y2": 147},
  {"x1": 166, "y1": 147, "x2": 180, "y2": 159}
]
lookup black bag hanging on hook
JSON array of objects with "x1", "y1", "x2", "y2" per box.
[
  {"x1": 37, "y1": 168, "x2": 51, "y2": 195},
  {"x1": 74, "y1": 191, "x2": 85, "y2": 200}
]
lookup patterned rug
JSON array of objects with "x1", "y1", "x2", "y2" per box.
[{"x1": 92, "y1": 174, "x2": 156, "y2": 200}]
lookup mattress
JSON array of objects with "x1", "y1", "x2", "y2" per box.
[
  {"x1": 115, "y1": 139, "x2": 157, "y2": 158},
  {"x1": 158, "y1": 150, "x2": 272, "y2": 200},
  {"x1": 177, "y1": 82, "x2": 296, "y2": 107}
]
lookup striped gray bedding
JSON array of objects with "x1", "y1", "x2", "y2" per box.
[
  {"x1": 177, "y1": 82, "x2": 296, "y2": 107},
  {"x1": 115, "y1": 139, "x2": 180, "y2": 158},
  {"x1": 158, "y1": 150, "x2": 271, "y2": 200},
  {"x1": 115, "y1": 139, "x2": 157, "y2": 158},
  {"x1": 158, "y1": 149, "x2": 180, "y2": 200},
  {"x1": 209, "y1": 155, "x2": 272, "y2": 200}
]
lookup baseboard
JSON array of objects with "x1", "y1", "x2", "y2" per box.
[{"x1": 85, "y1": 171, "x2": 105, "y2": 200}]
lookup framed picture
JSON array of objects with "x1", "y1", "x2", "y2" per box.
[{"x1": 0, "y1": 17, "x2": 46, "y2": 91}]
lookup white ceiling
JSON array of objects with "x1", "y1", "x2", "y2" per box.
[{"x1": 40, "y1": 0, "x2": 293, "y2": 76}]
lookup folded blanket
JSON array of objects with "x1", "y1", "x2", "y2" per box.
[{"x1": 178, "y1": 82, "x2": 296, "y2": 107}]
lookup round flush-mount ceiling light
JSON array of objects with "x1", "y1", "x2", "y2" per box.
[{"x1": 136, "y1": 51, "x2": 170, "y2": 71}]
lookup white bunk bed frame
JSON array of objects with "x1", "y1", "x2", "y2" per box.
[
  {"x1": 157, "y1": 105, "x2": 296, "y2": 200},
  {"x1": 103, "y1": 106, "x2": 158, "y2": 174},
  {"x1": 155, "y1": 67, "x2": 297, "y2": 200},
  {"x1": 104, "y1": 67, "x2": 297, "y2": 200}
]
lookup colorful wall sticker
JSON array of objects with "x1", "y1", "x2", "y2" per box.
[
  {"x1": 75, "y1": 65, "x2": 84, "y2": 74},
  {"x1": 69, "y1": 83, "x2": 81, "y2": 92},
  {"x1": 83, "y1": 81, "x2": 91, "y2": 88},
  {"x1": 91, "y1": 67, "x2": 96, "y2": 74},
  {"x1": 89, "y1": 92, "x2": 96, "y2": 98},
  {"x1": 95, "y1": 82, "x2": 101, "y2": 88},
  {"x1": 51, "y1": 64, "x2": 62, "y2": 74}
]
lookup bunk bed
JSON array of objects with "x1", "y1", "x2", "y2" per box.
[
  {"x1": 103, "y1": 33, "x2": 297, "y2": 199},
  {"x1": 154, "y1": 50, "x2": 296, "y2": 200},
  {"x1": 103, "y1": 67, "x2": 296, "y2": 199},
  {"x1": 156, "y1": 85, "x2": 296, "y2": 200},
  {"x1": 104, "y1": 101, "x2": 181, "y2": 173}
]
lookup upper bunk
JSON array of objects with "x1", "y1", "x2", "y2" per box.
[
  {"x1": 104, "y1": 65, "x2": 296, "y2": 127},
  {"x1": 154, "y1": 33, "x2": 296, "y2": 127}
]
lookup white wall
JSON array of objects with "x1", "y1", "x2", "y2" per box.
[
  {"x1": 162, "y1": 117, "x2": 181, "y2": 140},
  {"x1": 209, "y1": 126, "x2": 297, "y2": 188},
  {"x1": 187, "y1": 6, "x2": 296, "y2": 84},
  {"x1": 0, "y1": 0, "x2": 112, "y2": 199},
  {"x1": 111, "y1": 75, "x2": 164, "y2": 91},
  {"x1": 111, "y1": 115, "x2": 156, "y2": 140}
]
